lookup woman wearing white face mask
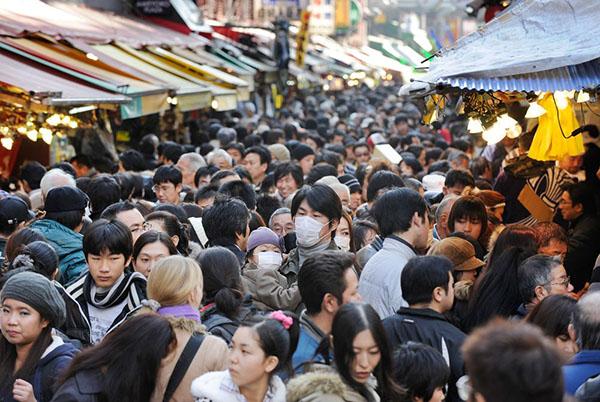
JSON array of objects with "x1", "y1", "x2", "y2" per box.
[
  {"x1": 335, "y1": 211, "x2": 354, "y2": 253},
  {"x1": 241, "y1": 227, "x2": 302, "y2": 312},
  {"x1": 279, "y1": 185, "x2": 342, "y2": 285}
]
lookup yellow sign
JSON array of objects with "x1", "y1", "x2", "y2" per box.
[
  {"x1": 335, "y1": 0, "x2": 350, "y2": 29},
  {"x1": 296, "y1": 10, "x2": 311, "y2": 67}
]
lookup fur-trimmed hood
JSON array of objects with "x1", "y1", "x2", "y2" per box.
[
  {"x1": 454, "y1": 280, "x2": 474, "y2": 301},
  {"x1": 286, "y1": 370, "x2": 376, "y2": 402}
]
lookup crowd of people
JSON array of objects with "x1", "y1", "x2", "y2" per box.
[{"x1": 1, "y1": 84, "x2": 600, "y2": 402}]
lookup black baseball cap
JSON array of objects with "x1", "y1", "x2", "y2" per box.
[
  {"x1": 44, "y1": 186, "x2": 89, "y2": 213},
  {"x1": 0, "y1": 196, "x2": 34, "y2": 226}
]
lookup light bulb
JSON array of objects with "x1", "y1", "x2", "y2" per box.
[
  {"x1": 0, "y1": 126, "x2": 8, "y2": 135},
  {"x1": 498, "y1": 114, "x2": 517, "y2": 129},
  {"x1": 68, "y1": 120, "x2": 78, "y2": 129},
  {"x1": 482, "y1": 122, "x2": 506, "y2": 145},
  {"x1": 554, "y1": 91, "x2": 570, "y2": 110},
  {"x1": 61, "y1": 115, "x2": 71, "y2": 126},
  {"x1": 17, "y1": 126, "x2": 27, "y2": 134},
  {"x1": 506, "y1": 123, "x2": 522, "y2": 139},
  {"x1": 46, "y1": 114, "x2": 62, "y2": 126},
  {"x1": 577, "y1": 91, "x2": 590, "y2": 103},
  {"x1": 467, "y1": 118, "x2": 484, "y2": 133},
  {"x1": 211, "y1": 100, "x2": 219, "y2": 109},
  {"x1": 1, "y1": 137, "x2": 13, "y2": 150},
  {"x1": 39, "y1": 127, "x2": 53, "y2": 144},
  {"x1": 26, "y1": 129, "x2": 38, "y2": 142},
  {"x1": 525, "y1": 101, "x2": 547, "y2": 118}
]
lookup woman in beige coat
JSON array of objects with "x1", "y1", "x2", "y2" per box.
[{"x1": 142, "y1": 255, "x2": 229, "y2": 402}]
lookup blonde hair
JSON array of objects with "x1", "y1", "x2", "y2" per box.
[{"x1": 147, "y1": 255, "x2": 203, "y2": 306}]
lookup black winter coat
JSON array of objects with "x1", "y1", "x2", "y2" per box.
[
  {"x1": 383, "y1": 308, "x2": 466, "y2": 402},
  {"x1": 564, "y1": 213, "x2": 600, "y2": 291},
  {"x1": 51, "y1": 369, "x2": 103, "y2": 402}
]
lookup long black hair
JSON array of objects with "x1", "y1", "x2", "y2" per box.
[
  {"x1": 195, "y1": 247, "x2": 244, "y2": 319},
  {"x1": 0, "y1": 327, "x2": 52, "y2": 394},
  {"x1": 57, "y1": 314, "x2": 176, "y2": 402},
  {"x1": 319, "y1": 303, "x2": 404, "y2": 401},
  {"x1": 239, "y1": 312, "x2": 300, "y2": 378},
  {"x1": 465, "y1": 246, "x2": 536, "y2": 332}
]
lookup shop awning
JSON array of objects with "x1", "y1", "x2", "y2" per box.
[
  {"x1": 401, "y1": 0, "x2": 600, "y2": 94},
  {"x1": 0, "y1": 0, "x2": 207, "y2": 47},
  {"x1": 91, "y1": 44, "x2": 212, "y2": 111},
  {"x1": 0, "y1": 37, "x2": 170, "y2": 119},
  {"x1": 146, "y1": 46, "x2": 251, "y2": 101},
  {"x1": 114, "y1": 43, "x2": 237, "y2": 111},
  {"x1": 0, "y1": 49, "x2": 131, "y2": 106}
]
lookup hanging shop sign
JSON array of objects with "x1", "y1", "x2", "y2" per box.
[{"x1": 296, "y1": 10, "x2": 311, "y2": 67}]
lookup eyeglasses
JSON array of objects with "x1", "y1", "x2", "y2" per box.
[
  {"x1": 546, "y1": 276, "x2": 571, "y2": 288},
  {"x1": 130, "y1": 221, "x2": 151, "y2": 234},
  {"x1": 152, "y1": 184, "x2": 174, "y2": 194}
]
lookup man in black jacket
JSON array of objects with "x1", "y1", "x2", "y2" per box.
[
  {"x1": 559, "y1": 182, "x2": 600, "y2": 291},
  {"x1": 383, "y1": 256, "x2": 466, "y2": 402}
]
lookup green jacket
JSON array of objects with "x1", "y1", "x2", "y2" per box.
[{"x1": 30, "y1": 219, "x2": 87, "y2": 285}]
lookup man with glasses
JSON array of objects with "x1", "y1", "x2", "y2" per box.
[
  {"x1": 100, "y1": 201, "x2": 149, "y2": 244},
  {"x1": 152, "y1": 165, "x2": 183, "y2": 205},
  {"x1": 515, "y1": 254, "x2": 573, "y2": 318}
]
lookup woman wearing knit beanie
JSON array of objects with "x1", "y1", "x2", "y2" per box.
[
  {"x1": 241, "y1": 227, "x2": 301, "y2": 312},
  {"x1": 0, "y1": 271, "x2": 78, "y2": 402}
]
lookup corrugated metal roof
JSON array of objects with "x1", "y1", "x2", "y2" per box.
[{"x1": 440, "y1": 58, "x2": 600, "y2": 92}]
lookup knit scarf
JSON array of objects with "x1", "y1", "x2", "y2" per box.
[
  {"x1": 82, "y1": 271, "x2": 146, "y2": 309},
  {"x1": 298, "y1": 239, "x2": 334, "y2": 267},
  {"x1": 158, "y1": 304, "x2": 201, "y2": 322}
]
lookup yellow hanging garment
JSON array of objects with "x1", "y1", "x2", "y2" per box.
[{"x1": 529, "y1": 93, "x2": 585, "y2": 161}]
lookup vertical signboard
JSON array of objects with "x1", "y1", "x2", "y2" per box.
[{"x1": 296, "y1": 10, "x2": 311, "y2": 67}]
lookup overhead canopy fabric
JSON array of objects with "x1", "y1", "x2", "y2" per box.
[
  {"x1": 92, "y1": 44, "x2": 212, "y2": 111},
  {"x1": 0, "y1": 38, "x2": 170, "y2": 119},
  {"x1": 402, "y1": 0, "x2": 600, "y2": 93},
  {"x1": 0, "y1": 0, "x2": 207, "y2": 47},
  {"x1": 0, "y1": 50, "x2": 131, "y2": 106},
  {"x1": 115, "y1": 43, "x2": 237, "y2": 111}
]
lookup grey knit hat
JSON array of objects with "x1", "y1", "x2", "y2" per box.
[{"x1": 0, "y1": 271, "x2": 66, "y2": 327}]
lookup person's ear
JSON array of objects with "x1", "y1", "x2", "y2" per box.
[
  {"x1": 568, "y1": 323, "x2": 577, "y2": 342},
  {"x1": 264, "y1": 355, "x2": 279, "y2": 373},
  {"x1": 412, "y1": 212, "x2": 423, "y2": 228},
  {"x1": 176, "y1": 183, "x2": 183, "y2": 193},
  {"x1": 41, "y1": 318, "x2": 50, "y2": 329},
  {"x1": 171, "y1": 235, "x2": 180, "y2": 247},
  {"x1": 534, "y1": 285, "x2": 547, "y2": 301},
  {"x1": 432, "y1": 287, "x2": 444, "y2": 304},
  {"x1": 574, "y1": 202, "x2": 584, "y2": 215},
  {"x1": 442, "y1": 186, "x2": 449, "y2": 195},
  {"x1": 322, "y1": 293, "x2": 339, "y2": 314}
]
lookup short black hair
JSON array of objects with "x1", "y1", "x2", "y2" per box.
[
  {"x1": 425, "y1": 148, "x2": 443, "y2": 165},
  {"x1": 371, "y1": 188, "x2": 426, "y2": 237},
  {"x1": 19, "y1": 161, "x2": 46, "y2": 190},
  {"x1": 210, "y1": 170, "x2": 238, "y2": 186},
  {"x1": 469, "y1": 156, "x2": 491, "y2": 179},
  {"x1": 245, "y1": 146, "x2": 271, "y2": 166},
  {"x1": 50, "y1": 162, "x2": 77, "y2": 178},
  {"x1": 305, "y1": 164, "x2": 338, "y2": 185},
  {"x1": 256, "y1": 194, "x2": 282, "y2": 225},
  {"x1": 161, "y1": 143, "x2": 184, "y2": 164},
  {"x1": 291, "y1": 184, "x2": 342, "y2": 224},
  {"x1": 202, "y1": 197, "x2": 250, "y2": 245},
  {"x1": 393, "y1": 342, "x2": 450, "y2": 402},
  {"x1": 562, "y1": 181, "x2": 597, "y2": 215},
  {"x1": 113, "y1": 172, "x2": 145, "y2": 201},
  {"x1": 401, "y1": 256, "x2": 452, "y2": 305},
  {"x1": 298, "y1": 251, "x2": 355, "y2": 314},
  {"x1": 444, "y1": 169, "x2": 474, "y2": 189},
  {"x1": 87, "y1": 175, "x2": 121, "y2": 219},
  {"x1": 194, "y1": 166, "x2": 218, "y2": 188},
  {"x1": 447, "y1": 196, "x2": 488, "y2": 239},
  {"x1": 70, "y1": 154, "x2": 92, "y2": 168},
  {"x1": 315, "y1": 150, "x2": 342, "y2": 169},
  {"x1": 218, "y1": 180, "x2": 257, "y2": 210},
  {"x1": 262, "y1": 129, "x2": 284, "y2": 145},
  {"x1": 100, "y1": 200, "x2": 138, "y2": 221},
  {"x1": 273, "y1": 162, "x2": 304, "y2": 188},
  {"x1": 366, "y1": 171, "x2": 405, "y2": 203},
  {"x1": 153, "y1": 165, "x2": 182, "y2": 186},
  {"x1": 428, "y1": 160, "x2": 450, "y2": 174},
  {"x1": 119, "y1": 149, "x2": 146, "y2": 172},
  {"x1": 194, "y1": 184, "x2": 219, "y2": 204},
  {"x1": 83, "y1": 219, "x2": 133, "y2": 258}
]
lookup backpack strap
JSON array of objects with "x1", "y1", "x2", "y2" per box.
[{"x1": 163, "y1": 333, "x2": 205, "y2": 402}]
